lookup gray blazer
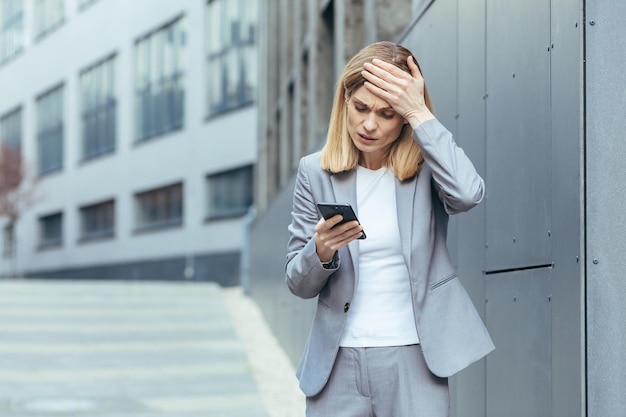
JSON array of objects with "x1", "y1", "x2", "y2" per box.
[{"x1": 286, "y1": 118, "x2": 495, "y2": 397}]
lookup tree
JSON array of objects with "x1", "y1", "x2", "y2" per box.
[{"x1": 0, "y1": 142, "x2": 38, "y2": 276}]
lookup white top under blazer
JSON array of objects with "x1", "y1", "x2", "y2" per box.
[{"x1": 339, "y1": 166, "x2": 419, "y2": 347}]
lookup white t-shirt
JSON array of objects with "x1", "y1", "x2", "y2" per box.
[{"x1": 339, "y1": 166, "x2": 420, "y2": 347}]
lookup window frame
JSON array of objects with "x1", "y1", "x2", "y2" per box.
[
  {"x1": 33, "y1": 0, "x2": 65, "y2": 41},
  {"x1": 79, "y1": 54, "x2": 116, "y2": 162},
  {"x1": 36, "y1": 83, "x2": 64, "y2": 175},
  {"x1": 134, "y1": 182, "x2": 184, "y2": 232},
  {"x1": 2, "y1": 223, "x2": 15, "y2": 258},
  {"x1": 0, "y1": 0, "x2": 24, "y2": 64},
  {"x1": 206, "y1": 164, "x2": 253, "y2": 221},
  {"x1": 134, "y1": 16, "x2": 186, "y2": 143},
  {"x1": 0, "y1": 105, "x2": 22, "y2": 150},
  {"x1": 38, "y1": 211, "x2": 63, "y2": 249},
  {"x1": 79, "y1": 199, "x2": 115, "y2": 242},
  {"x1": 205, "y1": 0, "x2": 257, "y2": 117}
]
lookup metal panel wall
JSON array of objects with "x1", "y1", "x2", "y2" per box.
[
  {"x1": 585, "y1": 1, "x2": 626, "y2": 416},
  {"x1": 549, "y1": 0, "x2": 584, "y2": 414},
  {"x1": 453, "y1": 0, "x2": 489, "y2": 415},
  {"x1": 485, "y1": 269, "x2": 552, "y2": 417},
  {"x1": 485, "y1": 0, "x2": 553, "y2": 272}
]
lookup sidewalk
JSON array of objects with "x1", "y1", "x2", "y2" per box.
[{"x1": 0, "y1": 279, "x2": 305, "y2": 417}]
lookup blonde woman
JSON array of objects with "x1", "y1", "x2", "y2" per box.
[{"x1": 286, "y1": 41, "x2": 494, "y2": 417}]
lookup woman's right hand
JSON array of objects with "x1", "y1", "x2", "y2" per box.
[{"x1": 314, "y1": 215, "x2": 363, "y2": 262}]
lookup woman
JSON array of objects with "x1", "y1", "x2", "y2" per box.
[{"x1": 286, "y1": 41, "x2": 494, "y2": 417}]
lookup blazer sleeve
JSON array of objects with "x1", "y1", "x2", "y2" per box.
[
  {"x1": 413, "y1": 118, "x2": 485, "y2": 214},
  {"x1": 285, "y1": 157, "x2": 339, "y2": 299}
]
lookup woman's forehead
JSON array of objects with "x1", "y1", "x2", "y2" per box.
[{"x1": 350, "y1": 86, "x2": 393, "y2": 111}]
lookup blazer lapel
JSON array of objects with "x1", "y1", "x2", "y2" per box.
[
  {"x1": 330, "y1": 171, "x2": 360, "y2": 283},
  {"x1": 396, "y1": 175, "x2": 417, "y2": 271}
]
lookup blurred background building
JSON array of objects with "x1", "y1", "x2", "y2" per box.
[
  {"x1": 1, "y1": 0, "x2": 625, "y2": 416},
  {"x1": 0, "y1": 0, "x2": 257, "y2": 285},
  {"x1": 249, "y1": 1, "x2": 625, "y2": 417}
]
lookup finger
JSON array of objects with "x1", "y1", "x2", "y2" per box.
[
  {"x1": 407, "y1": 56, "x2": 422, "y2": 80},
  {"x1": 363, "y1": 79, "x2": 396, "y2": 103},
  {"x1": 323, "y1": 214, "x2": 344, "y2": 229},
  {"x1": 330, "y1": 228, "x2": 365, "y2": 249},
  {"x1": 361, "y1": 68, "x2": 399, "y2": 96},
  {"x1": 316, "y1": 215, "x2": 341, "y2": 236},
  {"x1": 362, "y1": 64, "x2": 406, "y2": 89},
  {"x1": 327, "y1": 221, "x2": 362, "y2": 243},
  {"x1": 362, "y1": 64, "x2": 412, "y2": 98},
  {"x1": 369, "y1": 59, "x2": 411, "y2": 79}
]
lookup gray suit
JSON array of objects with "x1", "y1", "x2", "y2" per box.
[{"x1": 286, "y1": 118, "x2": 495, "y2": 397}]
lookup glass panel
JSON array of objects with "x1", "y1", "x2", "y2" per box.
[
  {"x1": 205, "y1": 0, "x2": 256, "y2": 115},
  {"x1": 241, "y1": 0, "x2": 257, "y2": 42},
  {"x1": 208, "y1": 166, "x2": 253, "y2": 217},
  {"x1": 81, "y1": 200, "x2": 114, "y2": 238},
  {"x1": 135, "y1": 18, "x2": 185, "y2": 141},
  {"x1": 206, "y1": 0, "x2": 221, "y2": 55},
  {"x1": 36, "y1": 86, "x2": 63, "y2": 174},
  {"x1": 225, "y1": 0, "x2": 238, "y2": 47},
  {"x1": 225, "y1": 49, "x2": 239, "y2": 106},
  {"x1": 34, "y1": 0, "x2": 64, "y2": 38},
  {"x1": 136, "y1": 184, "x2": 183, "y2": 228},
  {"x1": 81, "y1": 57, "x2": 115, "y2": 159},
  {"x1": 40, "y1": 212, "x2": 63, "y2": 246},
  {"x1": 0, "y1": 0, "x2": 24, "y2": 61},
  {"x1": 1, "y1": 107, "x2": 22, "y2": 149},
  {"x1": 243, "y1": 44, "x2": 257, "y2": 102}
]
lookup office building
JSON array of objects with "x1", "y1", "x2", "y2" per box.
[{"x1": 0, "y1": 0, "x2": 257, "y2": 285}]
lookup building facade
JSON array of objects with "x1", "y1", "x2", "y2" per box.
[
  {"x1": 249, "y1": 0, "x2": 626, "y2": 416},
  {"x1": 0, "y1": 0, "x2": 258, "y2": 285}
]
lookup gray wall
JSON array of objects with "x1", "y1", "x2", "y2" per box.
[
  {"x1": 585, "y1": 1, "x2": 626, "y2": 416},
  {"x1": 248, "y1": 0, "x2": 625, "y2": 415}
]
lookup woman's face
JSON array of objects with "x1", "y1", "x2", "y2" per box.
[{"x1": 345, "y1": 85, "x2": 407, "y2": 169}]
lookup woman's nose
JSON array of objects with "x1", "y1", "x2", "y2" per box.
[{"x1": 363, "y1": 114, "x2": 377, "y2": 131}]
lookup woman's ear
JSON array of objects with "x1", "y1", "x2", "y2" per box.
[{"x1": 344, "y1": 89, "x2": 350, "y2": 103}]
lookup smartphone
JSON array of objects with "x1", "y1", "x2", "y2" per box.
[{"x1": 316, "y1": 202, "x2": 366, "y2": 239}]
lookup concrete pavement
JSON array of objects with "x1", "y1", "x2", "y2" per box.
[{"x1": 0, "y1": 279, "x2": 303, "y2": 417}]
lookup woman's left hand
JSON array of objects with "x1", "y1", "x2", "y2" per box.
[{"x1": 362, "y1": 56, "x2": 434, "y2": 128}]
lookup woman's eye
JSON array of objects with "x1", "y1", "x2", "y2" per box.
[
  {"x1": 381, "y1": 113, "x2": 395, "y2": 119},
  {"x1": 355, "y1": 106, "x2": 367, "y2": 112}
]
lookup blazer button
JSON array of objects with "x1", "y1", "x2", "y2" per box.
[{"x1": 344, "y1": 303, "x2": 350, "y2": 313}]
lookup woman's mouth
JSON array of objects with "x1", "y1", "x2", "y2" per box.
[{"x1": 358, "y1": 133, "x2": 377, "y2": 144}]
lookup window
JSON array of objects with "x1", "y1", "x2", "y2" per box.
[
  {"x1": 0, "y1": 0, "x2": 23, "y2": 63},
  {"x1": 135, "y1": 183, "x2": 183, "y2": 230},
  {"x1": 34, "y1": 0, "x2": 64, "y2": 39},
  {"x1": 2, "y1": 223, "x2": 14, "y2": 258},
  {"x1": 207, "y1": 165, "x2": 253, "y2": 219},
  {"x1": 0, "y1": 106, "x2": 21, "y2": 150},
  {"x1": 80, "y1": 55, "x2": 115, "y2": 160},
  {"x1": 36, "y1": 84, "x2": 64, "y2": 175},
  {"x1": 80, "y1": 200, "x2": 114, "y2": 241},
  {"x1": 135, "y1": 17, "x2": 185, "y2": 142},
  {"x1": 39, "y1": 212, "x2": 63, "y2": 248},
  {"x1": 205, "y1": 0, "x2": 257, "y2": 115}
]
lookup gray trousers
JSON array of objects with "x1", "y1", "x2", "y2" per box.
[{"x1": 306, "y1": 345, "x2": 449, "y2": 417}]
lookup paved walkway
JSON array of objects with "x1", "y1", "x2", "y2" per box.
[{"x1": 0, "y1": 279, "x2": 304, "y2": 417}]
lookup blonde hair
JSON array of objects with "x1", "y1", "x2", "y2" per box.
[{"x1": 320, "y1": 41, "x2": 434, "y2": 181}]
